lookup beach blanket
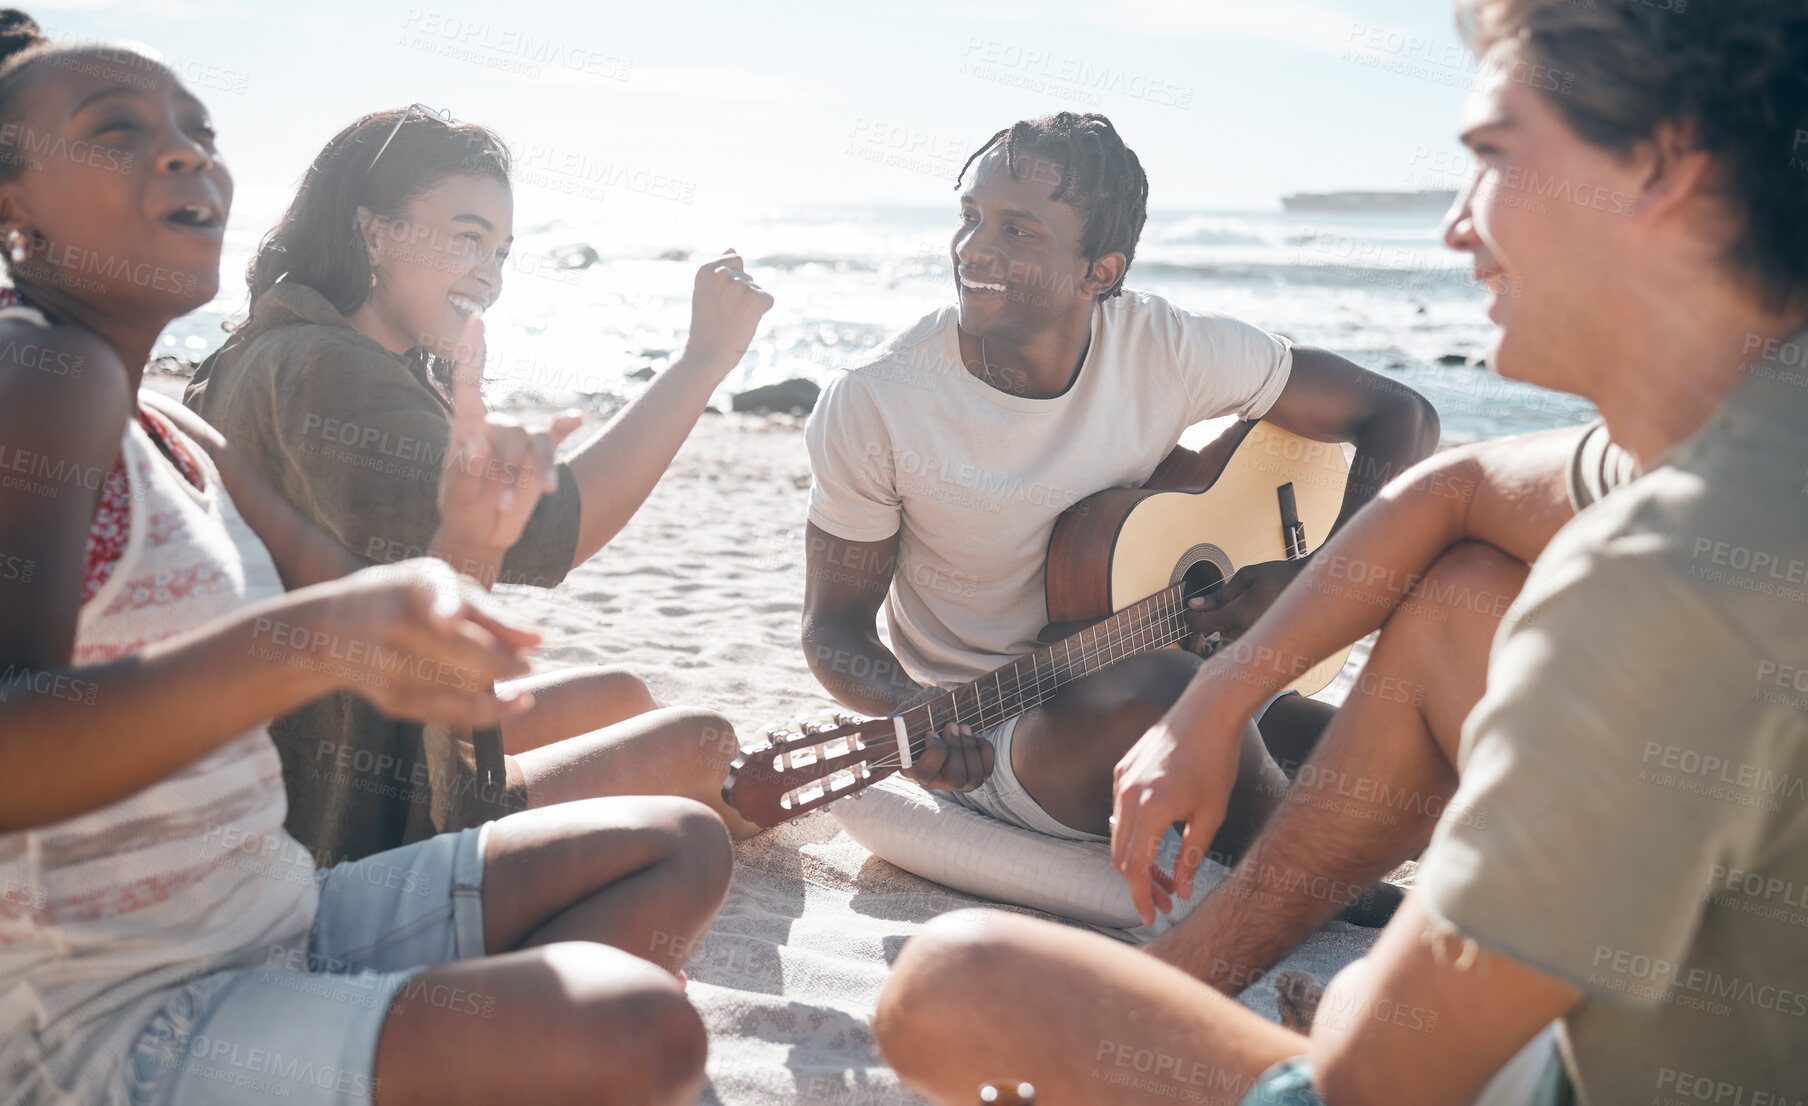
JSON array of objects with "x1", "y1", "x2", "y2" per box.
[{"x1": 687, "y1": 807, "x2": 1383, "y2": 1105}]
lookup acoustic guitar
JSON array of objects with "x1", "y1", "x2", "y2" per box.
[{"x1": 724, "y1": 419, "x2": 1352, "y2": 829}]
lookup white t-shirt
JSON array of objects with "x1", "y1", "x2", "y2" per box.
[{"x1": 805, "y1": 289, "x2": 1293, "y2": 688}]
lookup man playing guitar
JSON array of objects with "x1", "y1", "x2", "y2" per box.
[{"x1": 800, "y1": 112, "x2": 1439, "y2": 878}]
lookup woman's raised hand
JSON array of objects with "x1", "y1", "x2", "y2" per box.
[
  {"x1": 434, "y1": 313, "x2": 583, "y2": 573},
  {"x1": 681, "y1": 248, "x2": 774, "y2": 377},
  {"x1": 305, "y1": 557, "x2": 541, "y2": 727}
]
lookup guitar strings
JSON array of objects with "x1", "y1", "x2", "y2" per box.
[
  {"x1": 855, "y1": 615, "x2": 1197, "y2": 777},
  {"x1": 851, "y1": 576, "x2": 1229, "y2": 776}
]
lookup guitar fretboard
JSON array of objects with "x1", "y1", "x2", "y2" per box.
[{"x1": 896, "y1": 582, "x2": 1197, "y2": 758}]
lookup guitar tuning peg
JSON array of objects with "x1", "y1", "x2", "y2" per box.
[{"x1": 833, "y1": 712, "x2": 856, "y2": 726}]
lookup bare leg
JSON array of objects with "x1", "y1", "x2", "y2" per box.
[
  {"x1": 513, "y1": 706, "x2": 762, "y2": 840},
  {"x1": 1148, "y1": 542, "x2": 1528, "y2": 992},
  {"x1": 480, "y1": 795, "x2": 732, "y2": 970},
  {"x1": 500, "y1": 666, "x2": 660, "y2": 753},
  {"x1": 1010, "y1": 649, "x2": 1289, "y2": 859},
  {"x1": 371, "y1": 796, "x2": 730, "y2": 1105},
  {"x1": 1255, "y1": 693, "x2": 1338, "y2": 778},
  {"x1": 373, "y1": 942, "x2": 705, "y2": 1106},
  {"x1": 876, "y1": 910, "x2": 1302, "y2": 1106}
]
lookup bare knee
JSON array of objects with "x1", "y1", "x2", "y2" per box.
[
  {"x1": 620, "y1": 985, "x2": 707, "y2": 1104},
  {"x1": 877, "y1": 911, "x2": 1017, "y2": 1079},
  {"x1": 1380, "y1": 541, "x2": 1528, "y2": 658},
  {"x1": 652, "y1": 796, "x2": 734, "y2": 908},
  {"x1": 541, "y1": 943, "x2": 706, "y2": 1104},
  {"x1": 664, "y1": 706, "x2": 740, "y2": 773},
  {"x1": 1115, "y1": 649, "x2": 1204, "y2": 714},
  {"x1": 1408, "y1": 542, "x2": 1528, "y2": 619},
  {"x1": 591, "y1": 665, "x2": 659, "y2": 712}
]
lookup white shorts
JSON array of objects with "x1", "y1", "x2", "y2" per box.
[{"x1": 935, "y1": 689, "x2": 1302, "y2": 842}]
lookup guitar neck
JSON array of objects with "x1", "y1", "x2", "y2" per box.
[{"x1": 897, "y1": 583, "x2": 1192, "y2": 756}]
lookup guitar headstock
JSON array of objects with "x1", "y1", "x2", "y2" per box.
[{"x1": 722, "y1": 714, "x2": 905, "y2": 828}]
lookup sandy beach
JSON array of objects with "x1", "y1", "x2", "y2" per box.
[
  {"x1": 478, "y1": 408, "x2": 1388, "y2": 1104},
  {"x1": 144, "y1": 372, "x2": 1387, "y2": 1104}
]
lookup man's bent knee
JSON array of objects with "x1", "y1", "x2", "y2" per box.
[{"x1": 878, "y1": 911, "x2": 1017, "y2": 1075}]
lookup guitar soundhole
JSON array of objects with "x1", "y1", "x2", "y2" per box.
[{"x1": 1171, "y1": 543, "x2": 1233, "y2": 597}]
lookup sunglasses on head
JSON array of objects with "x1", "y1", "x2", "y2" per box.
[{"x1": 364, "y1": 103, "x2": 456, "y2": 179}]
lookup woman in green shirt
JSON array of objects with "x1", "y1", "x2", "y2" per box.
[{"x1": 189, "y1": 106, "x2": 770, "y2": 854}]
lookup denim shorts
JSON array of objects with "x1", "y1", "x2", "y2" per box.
[
  {"x1": 1240, "y1": 1024, "x2": 1569, "y2": 1106},
  {"x1": 120, "y1": 823, "x2": 491, "y2": 1106}
]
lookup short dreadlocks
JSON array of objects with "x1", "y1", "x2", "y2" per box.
[{"x1": 957, "y1": 113, "x2": 1150, "y2": 300}]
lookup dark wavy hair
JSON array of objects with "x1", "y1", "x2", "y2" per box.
[
  {"x1": 242, "y1": 107, "x2": 511, "y2": 322},
  {"x1": 957, "y1": 112, "x2": 1150, "y2": 300},
  {"x1": 1459, "y1": 0, "x2": 1808, "y2": 312}
]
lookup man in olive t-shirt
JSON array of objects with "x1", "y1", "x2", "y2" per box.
[{"x1": 1416, "y1": 350, "x2": 1808, "y2": 1100}]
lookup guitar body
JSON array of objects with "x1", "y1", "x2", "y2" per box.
[{"x1": 1046, "y1": 419, "x2": 1353, "y2": 696}]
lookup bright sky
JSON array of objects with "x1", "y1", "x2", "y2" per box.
[{"x1": 33, "y1": 0, "x2": 1482, "y2": 225}]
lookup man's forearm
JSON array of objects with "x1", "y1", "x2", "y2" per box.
[
  {"x1": 1332, "y1": 394, "x2": 1441, "y2": 536},
  {"x1": 1180, "y1": 452, "x2": 1476, "y2": 722},
  {"x1": 1149, "y1": 748, "x2": 1448, "y2": 992}
]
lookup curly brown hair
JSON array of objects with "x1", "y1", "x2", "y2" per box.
[{"x1": 1458, "y1": 0, "x2": 1808, "y2": 312}]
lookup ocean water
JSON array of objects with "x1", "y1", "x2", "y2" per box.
[{"x1": 168, "y1": 202, "x2": 1595, "y2": 443}]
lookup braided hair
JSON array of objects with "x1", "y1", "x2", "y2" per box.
[
  {"x1": 0, "y1": 10, "x2": 56, "y2": 283},
  {"x1": 956, "y1": 112, "x2": 1150, "y2": 300}
]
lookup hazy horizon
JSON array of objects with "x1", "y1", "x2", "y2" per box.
[{"x1": 31, "y1": 1, "x2": 1484, "y2": 229}]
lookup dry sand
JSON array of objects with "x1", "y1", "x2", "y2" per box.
[
  {"x1": 146, "y1": 370, "x2": 1391, "y2": 1105},
  {"x1": 480, "y1": 413, "x2": 1387, "y2": 1105}
]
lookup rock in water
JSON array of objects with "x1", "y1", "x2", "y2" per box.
[
  {"x1": 554, "y1": 244, "x2": 600, "y2": 270},
  {"x1": 1435, "y1": 353, "x2": 1470, "y2": 366},
  {"x1": 625, "y1": 366, "x2": 656, "y2": 382},
  {"x1": 732, "y1": 378, "x2": 821, "y2": 414}
]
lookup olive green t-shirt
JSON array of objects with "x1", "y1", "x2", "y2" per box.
[
  {"x1": 1418, "y1": 338, "x2": 1808, "y2": 1104},
  {"x1": 186, "y1": 281, "x2": 581, "y2": 586},
  {"x1": 183, "y1": 282, "x2": 565, "y2": 861}
]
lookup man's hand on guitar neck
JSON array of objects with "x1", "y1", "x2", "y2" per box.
[
  {"x1": 1181, "y1": 558, "x2": 1306, "y2": 654},
  {"x1": 892, "y1": 684, "x2": 997, "y2": 793}
]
